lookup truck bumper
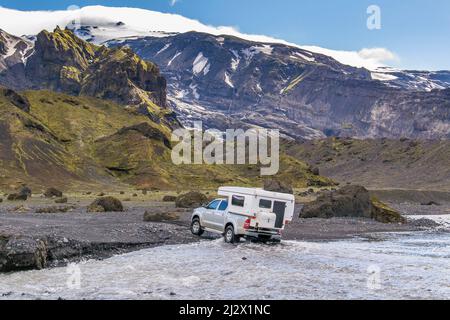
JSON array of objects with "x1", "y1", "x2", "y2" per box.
[{"x1": 243, "y1": 228, "x2": 281, "y2": 241}]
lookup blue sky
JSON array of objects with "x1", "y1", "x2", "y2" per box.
[{"x1": 1, "y1": 0, "x2": 449, "y2": 70}]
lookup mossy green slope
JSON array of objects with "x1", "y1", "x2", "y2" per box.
[
  {"x1": 286, "y1": 137, "x2": 450, "y2": 191},
  {"x1": 0, "y1": 89, "x2": 332, "y2": 191}
]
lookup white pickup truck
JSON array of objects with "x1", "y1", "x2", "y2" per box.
[{"x1": 190, "y1": 187, "x2": 295, "y2": 243}]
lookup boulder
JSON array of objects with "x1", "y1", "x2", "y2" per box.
[
  {"x1": 1, "y1": 88, "x2": 31, "y2": 113},
  {"x1": 162, "y1": 195, "x2": 177, "y2": 202},
  {"x1": 88, "y1": 205, "x2": 105, "y2": 213},
  {"x1": 0, "y1": 198, "x2": 2, "y2": 203},
  {"x1": 300, "y1": 185, "x2": 372, "y2": 219},
  {"x1": 36, "y1": 206, "x2": 75, "y2": 214},
  {"x1": 420, "y1": 201, "x2": 441, "y2": 206},
  {"x1": 300, "y1": 185, "x2": 406, "y2": 224},
  {"x1": 371, "y1": 199, "x2": 407, "y2": 224},
  {"x1": 87, "y1": 197, "x2": 124, "y2": 213},
  {"x1": 9, "y1": 205, "x2": 30, "y2": 213},
  {"x1": 0, "y1": 236, "x2": 48, "y2": 272},
  {"x1": 175, "y1": 192, "x2": 208, "y2": 208},
  {"x1": 409, "y1": 218, "x2": 441, "y2": 228},
  {"x1": 143, "y1": 211, "x2": 179, "y2": 222},
  {"x1": 311, "y1": 167, "x2": 320, "y2": 176},
  {"x1": 7, "y1": 193, "x2": 28, "y2": 201},
  {"x1": 18, "y1": 186, "x2": 32, "y2": 198},
  {"x1": 263, "y1": 179, "x2": 294, "y2": 194},
  {"x1": 55, "y1": 197, "x2": 68, "y2": 204},
  {"x1": 44, "y1": 187, "x2": 63, "y2": 198}
]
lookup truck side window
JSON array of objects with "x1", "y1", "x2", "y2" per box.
[
  {"x1": 259, "y1": 199, "x2": 272, "y2": 209},
  {"x1": 218, "y1": 201, "x2": 228, "y2": 211},
  {"x1": 231, "y1": 195, "x2": 245, "y2": 207},
  {"x1": 207, "y1": 200, "x2": 220, "y2": 210}
]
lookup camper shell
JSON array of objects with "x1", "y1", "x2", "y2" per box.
[{"x1": 219, "y1": 187, "x2": 295, "y2": 233}]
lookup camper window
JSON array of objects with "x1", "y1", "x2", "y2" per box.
[
  {"x1": 259, "y1": 199, "x2": 272, "y2": 209},
  {"x1": 231, "y1": 195, "x2": 245, "y2": 207}
]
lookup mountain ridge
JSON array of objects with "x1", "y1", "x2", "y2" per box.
[
  {"x1": 0, "y1": 27, "x2": 175, "y2": 127},
  {"x1": 106, "y1": 31, "x2": 450, "y2": 140}
]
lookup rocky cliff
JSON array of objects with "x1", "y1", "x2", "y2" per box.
[{"x1": 0, "y1": 28, "x2": 170, "y2": 123}]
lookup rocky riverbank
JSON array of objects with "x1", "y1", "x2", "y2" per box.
[
  {"x1": 0, "y1": 195, "x2": 201, "y2": 272},
  {"x1": 1, "y1": 191, "x2": 447, "y2": 273}
]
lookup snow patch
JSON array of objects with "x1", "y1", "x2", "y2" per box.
[
  {"x1": 242, "y1": 45, "x2": 273, "y2": 60},
  {"x1": 156, "y1": 43, "x2": 171, "y2": 56},
  {"x1": 168, "y1": 52, "x2": 181, "y2": 66},
  {"x1": 371, "y1": 72, "x2": 399, "y2": 81},
  {"x1": 192, "y1": 52, "x2": 210, "y2": 76},
  {"x1": 224, "y1": 73, "x2": 234, "y2": 88},
  {"x1": 293, "y1": 52, "x2": 315, "y2": 62},
  {"x1": 230, "y1": 50, "x2": 240, "y2": 71},
  {"x1": 189, "y1": 83, "x2": 200, "y2": 99}
]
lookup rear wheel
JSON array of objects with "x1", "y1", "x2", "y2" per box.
[
  {"x1": 224, "y1": 225, "x2": 240, "y2": 244},
  {"x1": 191, "y1": 218, "x2": 204, "y2": 236}
]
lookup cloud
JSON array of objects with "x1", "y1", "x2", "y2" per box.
[
  {"x1": 0, "y1": 5, "x2": 397, "y2": 70},
  {"x1": 300, "y1": 46, "x2": 398, "y2": 70},
  {"x1": 169, "y1": 0, "x2": 179, "y2": 6}
]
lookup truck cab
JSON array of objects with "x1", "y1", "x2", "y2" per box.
[{"x1": 191, "y1": 187, "x2": 295, "y2": 243}]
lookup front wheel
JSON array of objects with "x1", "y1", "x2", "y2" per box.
[
  {"x1": 191, "y1": 218, "x2": 204, "y2": 236},
  {"x1": 224, "y1": 225, "x2": 240, "y2": 244}
]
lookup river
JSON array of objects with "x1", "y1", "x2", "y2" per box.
[{"x1": 1, "y1": 216, "x2": 449, "y2": 300}]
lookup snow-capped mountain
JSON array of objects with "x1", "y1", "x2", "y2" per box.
[
  {"x1": 0, "y1": 5, "x2": 397, "y2": 70},
  {"x1": 0, "y1": 30, "x2": 34, "y2": 69},
  {"x1": 371, "y1": 67, "x2": 450, "y2": 91},
  {"x1": 104, "y1": 32, "x2": 450, "y2": 140},
  {"x1": 1, "y1": 6, "x2": 450, "y2": 140}
]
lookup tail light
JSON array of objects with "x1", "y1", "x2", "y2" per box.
[{"x1": 244, "y1": 218, "x2": 251, "y2": 230}]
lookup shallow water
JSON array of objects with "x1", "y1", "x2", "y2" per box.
[{"x1": 1, "y1": 218, "x2": 449, "y2": 300}]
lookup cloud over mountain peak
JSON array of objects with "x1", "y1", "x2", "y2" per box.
[{"x1": 0, "y1": 5, "x2": 395, "y2": 70}]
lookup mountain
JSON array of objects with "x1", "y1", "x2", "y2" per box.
[
  {"x1": 1, "y1": 7, "x2": 449, "y2": 141},
  {"x1": 0, "y1": 87, "x2": 332, "y2": 191},
  {"x1": 0, "y1": 27, "x2": 176, "y2": 127},
  {"x1": 0, "y1": 5, "x2": 396, "y2": 70},
  {"x1": 371, "y1": 67, "x2": 450, "y2": 91},
  {"x1": 285, "y1": 138, "x2": 450, "y2": 191},
  {"x1": 105, "y1": 32, "x2": 450, "y2": 140}
]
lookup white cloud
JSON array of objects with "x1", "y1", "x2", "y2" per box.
[
  {"x1": 169, "y1": 0, "x2": 179, "y2": 6},
  {"x1": 300, "y1": 46, "x2": 398, "y2": 70},
  {"x1": 0, "y1": 5, "x2": 397, "y2": 70}
]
